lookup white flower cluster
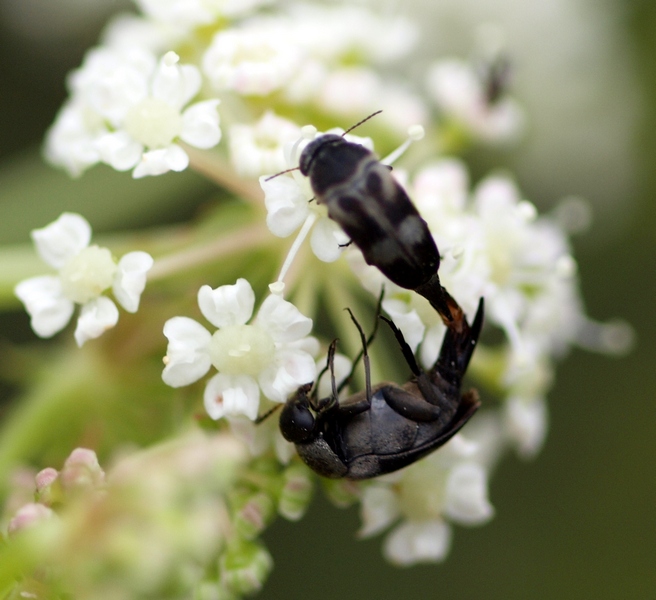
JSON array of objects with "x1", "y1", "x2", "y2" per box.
[
  {"x1": 44, "y1": 2, "x2": 430, "y2": 183},
  {"x1": 359, "y1": 433, "x2": 494, "y2": 565},
  {"x1": 15, "y1": 213, "x2": 152, "y2": 347},
  {"x1": 45, "y1": 49, "x2": 221, "y2": 178},
  {"x1": 24, "y1": 0, "x2": 628, "y2": 575}
]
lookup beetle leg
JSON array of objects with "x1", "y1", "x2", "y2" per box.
[
  {"x1": 345, "y1": 308, "x2": 372, "y2": 402},
  {"x1": 379, "y1": 315, "x2": 422, "y2": 378},
  {"x1": 381, "y1": 385, "x2": 444, "y2": 422},
  {"x1": 313, "y1": 339, "x2": 339, "y2": 412},
  {"x1": 337, "y1": 288, "x2": 384, "y2": 394}
]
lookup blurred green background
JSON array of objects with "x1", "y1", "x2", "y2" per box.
[{"x1": 0, "y1": 1, "x2": 654, "y2": 598}]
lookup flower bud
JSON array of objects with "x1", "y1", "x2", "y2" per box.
[
  {"x1": 278, "y1": 464, "x2": 313, "y2": 521},
  {"x1": 219, "y1": 540, "x2": 273, "y2": 596}
]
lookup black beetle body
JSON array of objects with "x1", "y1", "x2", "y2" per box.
[
  {"x1": 279, "y1": 297, "x2": 484, "y2": 480},
  {"x1": 299, "y1": 132, "x2": 452, "y2": 321}
]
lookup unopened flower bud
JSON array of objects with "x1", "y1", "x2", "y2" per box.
[
  {"x1": 7, "y1": 503, "x2": 54, "y2": 536},
  {"x1": 219, "y1": 540, "x2": 273, "y2": 596},
  {"x1": 60, "y1": 448, "x2": 105, "y2": 493},
  {"x1": 232, "y1": 491, "x2": 276, "y2": 540},
  {"x1": 34, "y1": 468, "x2": 62, "y2": 506}
]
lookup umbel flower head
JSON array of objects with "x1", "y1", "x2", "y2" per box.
[
  {"x1": 15, "y1": 213, "x2": 153, "y2": 346},
  {"x1": 45, "y1": 50, "x2": 221, "y2": 178},
  {"x1": 162, "y1": 278, "x2": 318, "y2": 421}
]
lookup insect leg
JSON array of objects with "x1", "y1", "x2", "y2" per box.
[
  {"x1": 313, "y1": 339, "x2": 339, "y2": 411},
  {"x1": 338, "y1": 289, "x2": 384, "y2": 394},
  {"x1": 345, "y1": 308, "x2": 372, "y2": 402},
  {"x1": 379, "y1": 315, "x2": 422, "y2": 378}
]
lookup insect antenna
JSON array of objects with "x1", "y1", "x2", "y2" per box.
[
  {"x1": 254, "y1": 403, "x2": 282, "y2": 424},
  {"x1": 342, "y1": 110, "x2": 383, "y2": 136},
  {"x1": 379, "y1": 315, "x2": 422, "y2": 378},
  {"x1": 263, "y1": 165, "x2": 300, "y2": 182}
]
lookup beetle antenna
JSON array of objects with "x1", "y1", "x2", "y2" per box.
[
  {"x1": 254, "y1": 403, "x2": 282, "y2": 424},
  {"x1": 345, "y1": 308, "x2": 372, "y2": 401},
  {"x1": 342, "y1": 110, "x2": 383, "y2": 136},
  {"x1": 264, "y1": 166, "x2": 300, "y2": 182},
  {"x1": 380, "y1": 315, "x2": 422, "y2": 377},
  {"x1": 264, "y1": 125, "x2": 317, "y2": 181}
]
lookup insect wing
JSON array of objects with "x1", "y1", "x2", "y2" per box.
[{"x1": 324, "y1": 159, "x2": 439, "y2": 289}]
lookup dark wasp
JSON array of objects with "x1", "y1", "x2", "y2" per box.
[
  {"x1": 268, "y1": 112, "x2": 454, "y2": 323},
  {"x1": 278, "y1": 296, "x2": 484, "y2": 480}
]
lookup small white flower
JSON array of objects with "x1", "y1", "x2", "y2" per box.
[
  {"x1": 358, "y1": 486, "x2": 400, "y2": 538},
  {"x1": 426, "y1": 58, "x2": 524, "y2": 144},
  {"x1": 202, "y1": 23, "x2": 302, "y2": 96},
  {"x1": 383, "y1": 520, "x2": 452, "y2": 566},
  {"x1": 443, "y1": 462, "x2": 494, "y2": 524},
  {"x1": 15, "y1": 213, "x2": 153, "y2": 346},
  {"x1": 229, "y1": 112, "x2": 301, "y2": 178},
  {"x1": 504, "y1": 396, "x2": 549, "y2": 458},
  {"x1": 162, "y1": 279, "x2": 317, "y2": 421},
  {"x1": 46, "y1": 48, "x2": 221, "y2": 178}
]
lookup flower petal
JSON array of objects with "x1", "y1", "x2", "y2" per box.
[
  {"x1": 132, "y1": 144, "x2": 188, "y2": 178},
  {"x1": 383, "y1": 520, "x2": 452, "y2": 566},
  {"x1": 256, "y1": 294, "x2": 312, "y2": 344},
  {"x1": 162, "y1": 316, "x2": 212, "y2": 387},
  {"x1": 198, "y1": 278, "x2": 255, "y2": 328},
  {"x1": 180, "y1": 100, "x2": 221, "y2": 149},
  {"x1": 151, "y1": 52, "x2": 202, "y2": 110},
  {"x1": 112, "y1": 251, "x2": 154, "y2": 312},
  {"x1": 95, "y1": 131, "x2": 143, "y2": 171},
  {"x1": 74, "y1": 296, "x2": 119, "y2": 346},
  {"x1": 15, "y1": 276, "x2": 75, "y2": 338},
  {"x1": 258, "y1": 349, "x2": 316, "y2": 403},
  {"x1": 31, "y1": 213, "x2": 91, "y2": 269},
  {"x1": 203, "y1": 373, "x2": 260, "y2": 421},
  {"x1": 444, "y1": 462, "x2": 494, "y2": 525},
  {"x1": 358, "y1": 486, "x2": 400, "y2": 538},
  {"x1": 310, "y1": 217, "x2": 348, "y2": 262},
  {"x1": 261, "y1": 175, "x2": 309, "y2": 238},
  {"x1": 504, "y1": 396, "x2": 548, "y2": 458}
]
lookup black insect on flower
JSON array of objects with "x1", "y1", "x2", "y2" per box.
[
  {"x1": 279, "y1": 296, "x2": 484, "y2": 480},
  {"x1": 297, "y1": 114, "x2": 454, "y2": 323}
]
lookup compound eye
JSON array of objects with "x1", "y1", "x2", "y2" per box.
[{"x1": 280, "y1": 401, "x2": 316, "y2": 443}]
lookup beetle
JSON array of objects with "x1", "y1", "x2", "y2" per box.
[
  {"x1": 297, "y1": 118, "x2": 454, "y2": 322},
  {"x1": 279, "y1": 296, "x2": 484, "y2": 480}
]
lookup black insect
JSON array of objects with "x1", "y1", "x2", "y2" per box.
[
  {"x1": 279, "y1": 297, "x2": 484, "y2": 480},
  {"x1": 297, "y1": 114, "x2": 454, "y2": 322}
]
